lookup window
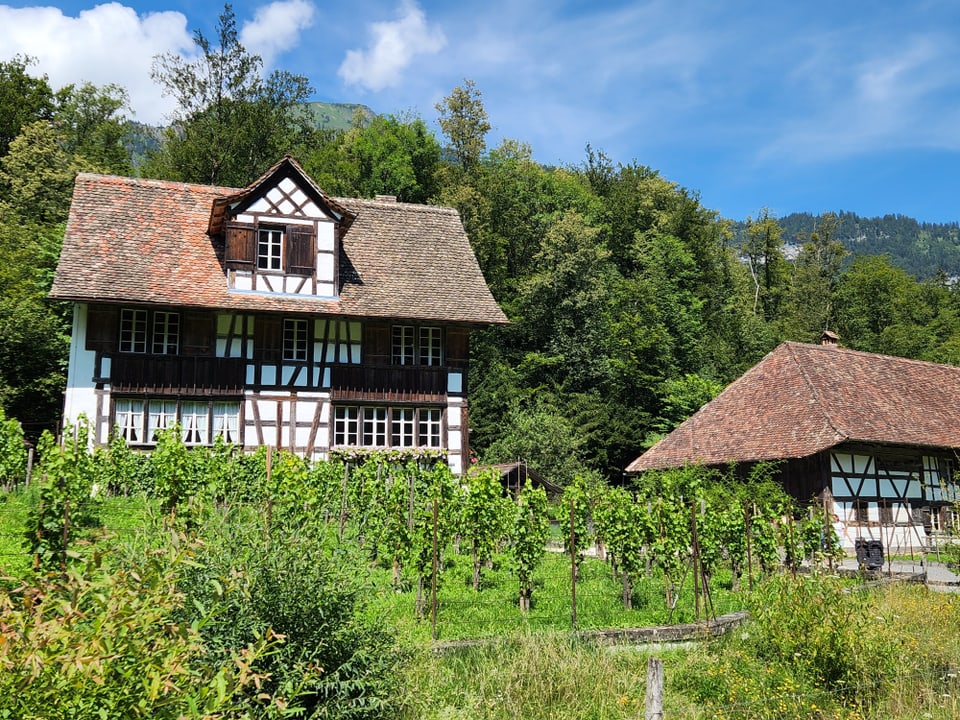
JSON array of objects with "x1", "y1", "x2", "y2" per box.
[
  {"x1": 392, "y1": 408, "x2": 415, "y2": 447},
  {"x1": 283, "y1": 319, "x2": 308, "y2": 361},
  {"x1": 392, "y1": 325, "x2": 415, "y2": 365},
  {"x1": 334, "y1": 406, "x2": 359, "y2": 445},
  {"x1": 419, "y1": 327, "x2": 442, "y2": 366},
  {"x1": 419, "y1": 408, "x2": 442, "y2": 447},
  {"x1": 212, "y1": 402, "x2": 240, "y2": 443},
  {"x1": 392, "y1": 325, "x2": 443, "y2": 365},
  {"x1": 114, "y1": 398, "x2": 240, "y2": 446},
  {"x1": 152, "y1": 312, "x2": 180, "y2": 355},
  {"x1": 334, "y1": 405, "x2": 443, "y2": 448},
  {"x1": 257, "y1": 227, "x2": 283, "y2": 271},
  {"x1": 181, "y1": 402, "x2": 209, "y2": 445},
  {"x1": 147, "y1": 400, "x2": 177, "y2": 441},
  {"x1": 119, "y1": 309, "x2": 147, "y2": 353},
  {"x1": 115, "y1": 399, "x2": 144, "y2": 442},
  {"x1": 363, "y1": 407, "x2": 388, "y2": 446}
]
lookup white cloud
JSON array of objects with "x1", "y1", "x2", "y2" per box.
[
  {"x1": 240, "y1": 0, "x2": 316, "y2": 69},
  {"x1": 338, "y1": 0, "x2": 446, "y2": 92},
  {"x1": 0, "y1": 2, "x2": 192, "y2": 125}
]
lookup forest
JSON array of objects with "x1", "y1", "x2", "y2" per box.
[{"x1": 3, "y1": 6, "x2": 960, "y2": 486}]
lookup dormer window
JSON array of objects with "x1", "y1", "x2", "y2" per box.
[{"x1": 257, "y1": 227, "x2": 283, "y2": 271}]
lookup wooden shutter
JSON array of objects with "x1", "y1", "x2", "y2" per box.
[
  {"x1": 254, "y1": 315, "x2": 283, "y2": 362},
  {"x1": 85, "y1": 304, "x2": 119, "y2": 352},
  {"x1": 364, "y1": 323, "x2": 391, "y2": 365},
  {"x1": 182, "y1": 312, "x2": 214, "y2": 356},
  {"x1": 225, "y1": 224, "x2": 256, "y2": 268},
  {"x1": 285, "y1": 225, "x2": 315, "y2": 276}
]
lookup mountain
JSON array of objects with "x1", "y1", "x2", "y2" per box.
[
  {"x1": 734, "y1": 211, "x2": 960, "y2": 280},
  {"x1": 122, "y1": 101, "x2": 377, "y2": 169}
]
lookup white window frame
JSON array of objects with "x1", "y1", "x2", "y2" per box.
[
  {"x1": 212, "y1": 402, "x2": 240, "y2": 444},
  {"x1": 334, "y1": 406, "x2": 359, "y2": 445},
  {"x1": 362, "y1": 407, "x2": 388, "y2": 447},
  {"x1": 180, "y1": 401, "x2": 209, "y2": 445},
  {"x1": 115, "y1": 398, "x2": 144, "y2": 443},
  {"x1": 419, "y1": 408, "x2": 442, "y2": 448},
  {"x1": 147, "y1": 400, "x2": 177, "y2": 441},
  {"x1": 419, "y1": 327, "x2": 442, "y2": 366},
  {"x1": 257, "y1": 227, "x2": 283, "y2": 271},
  {"x1": 283, "y1": 318, "x2": 308, "y2": 361},
  {"x1": 392, "y1": 325, "x2": 415, "y2": 365},
  {"x1": 392, "y1": 408, "x2": 415, "y2": 447},
  {"x1": 119, "y1": 309, "x2": 148, "y2": 353},
  {"x1": 152, "y1": 311, "x2": 180, "y2": 355}
]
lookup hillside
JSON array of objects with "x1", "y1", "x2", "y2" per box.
[
  {"x1": 778, "y1": 211, "x2": 960, "y2": 279},
  {"x1": 733, "y1": 211, "x2": 960, "y2": 280}
]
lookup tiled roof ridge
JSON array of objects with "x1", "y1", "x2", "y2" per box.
[
  {"x1": 783, "y1": 342, "x2": 850, "y2": 444},
  {"x1": 780, "y1": 339, "x2": 960, "y2": 371},
  {"x1": 336, "y1": 196, "x2": 460, "y2": 215},
  {"x1": 76, "y1": 172, "x2": 234, "y2": 195}
]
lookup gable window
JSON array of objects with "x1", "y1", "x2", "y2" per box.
[
  {"x1": 257, "y1": 227, "x2": 283, "y2": 271},
  {"x1": 283, "y1": 318, "x2": 308, "y2": 361},
  {"x1": 152, "y1": 312, "x2": 180, "y2": 355},
  {"x1": 119, "y1": 309, "x2": 148, "y2": 353},
  {"x1": 392, "y1": 325, "x2": 443, "y2": 366}
]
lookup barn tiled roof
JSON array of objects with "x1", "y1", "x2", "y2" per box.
[
  {"x1": 50, "y1": 167, "x2": 507, "y2": 326},
  {"x1": 627, "y1": 342, "x2": 960, "y2": 472}
]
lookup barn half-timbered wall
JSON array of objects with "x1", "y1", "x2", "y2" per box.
[
  {"x1": 63, "y1": 302, "x2": 472, "y2": 474},
  {"x1": 821, "y1": 445, "x2": 959, "y2": 551}
]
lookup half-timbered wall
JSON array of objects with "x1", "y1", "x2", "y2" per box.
[
  {"x1": 62, "y1": 302, "x2": 471, "y2": 473},
  {"x1": 824, "y1": 446, "x2": 960, "y2": 551}
]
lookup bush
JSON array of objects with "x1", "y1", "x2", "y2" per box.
[
  {"x1": 180, "y1": 507, "x2": 408, "y2": 719},
  {"x1": 0, "y1": 538, "x2": 274, "y2": 719}
]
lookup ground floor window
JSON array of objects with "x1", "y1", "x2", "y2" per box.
[
  {"x1": 113, "y1": 397, "x2": 240, "y2": 446},
  {"x1": 334, "y1": 405, "x2": 443, "y2": 448}
]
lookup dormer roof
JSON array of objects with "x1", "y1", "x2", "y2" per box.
[
  {"x1": 50, "y1": 162, "x2": 507, "y2": 326},
  {"x1": 207, "y1": 155, "x2": 355, "y2": 236}
]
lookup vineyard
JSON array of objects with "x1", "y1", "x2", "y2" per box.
[{"x1": 10, "y1": 417, "x2": 959, "y2": 720}]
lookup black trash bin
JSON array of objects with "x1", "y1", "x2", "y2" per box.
[{"x1": 855, "y1": 538, "x2": 884, "y2": 570}]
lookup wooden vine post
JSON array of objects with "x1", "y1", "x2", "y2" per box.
[
  {"x1": 431, "y1": 497, "x2": 439, "y2": 642},
  {"x1": 646, "y1": 657, "x2": 664, "y2": 720},
  {"x1": 570, "y1": 496, "x2": 577, "y2": 631}
]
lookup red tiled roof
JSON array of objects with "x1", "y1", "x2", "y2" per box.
[
  {"x1": 627, "y1": 342, "x2": 960, "y2": 472},
  {"x1": 50, "y1": 169, "x2": 507, "y2": 326}
]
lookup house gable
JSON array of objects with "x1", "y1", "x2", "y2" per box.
[{"x1": 212, "y1": 156, "x2": 354, "y2": 299}]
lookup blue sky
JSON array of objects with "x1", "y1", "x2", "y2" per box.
[{"x1": 2, "y1": 0, "x2": 960, "y2": 223}]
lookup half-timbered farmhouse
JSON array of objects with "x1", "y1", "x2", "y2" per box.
[
  {"x1": 626, "y1": 340, "x2": 960, "y2": 551},
  {"x1": 50, "y1": 156, "x2": 507, "y2": 474}
]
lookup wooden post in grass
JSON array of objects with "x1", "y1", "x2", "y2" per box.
[
  {"x1": 570, "y1": 497, "x2": 577, "y2": 631},
  {"x1": 431, "y1": 498, "x2": 439, "y2": 642},
  {"x1": 646, "y1": 657, "x2": 664, "y2": 720},
  {"x1": 265, "y1": 446, "x2": 273, "y2": 534}
]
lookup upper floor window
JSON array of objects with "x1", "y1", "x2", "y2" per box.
[
  {"x1": 283, "y1": 318, "x2": 308, "y2": 361},
  {"x1": 257, "y1": 227, "x2": 283, "y2": 271},
  {"x1": 119, "y1": 309, "x2": 147, "y2": 353},
  {"x1": 152, "y1": 312, "x2": 180, "y2": 355},
  {"x1": 392, "y1": 325, "x2": 442, "y2": 366}
]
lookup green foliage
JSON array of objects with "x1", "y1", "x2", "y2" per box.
[
  {"x1": 559, "y1": 476, "x2": 593, "y2": 573},
  {"x1": 0, "y1": 407, "x2": 26, "y2": 487},
  {"x1": 460, "y1": 468, "x2": 513, "y2": 591},
  {"x1": 507, "y1": 480, "x2": 549, "y2": 610},
  {"x1": 181, "y1": 511, "x2": 407, "y2": 719},
  {"x1": 435, "y1": 79, "x2": 490, "y2": 174},
  {"x1": 0, "y1": 538, "x2": 276, "y2": 719},
  {"x1": 23, "y1": 423, "x2": 99, "y2": 570},
  {"x1": 147, "y1": 4, "x2": 313, "y2": 186}
]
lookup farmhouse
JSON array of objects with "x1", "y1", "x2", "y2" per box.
[
  {"x1": 50, "y1": 156, "x2": 506, "y2": 473},
  {"x1": 626, "y1": 339, "x2": 960, "y2": 551}
]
